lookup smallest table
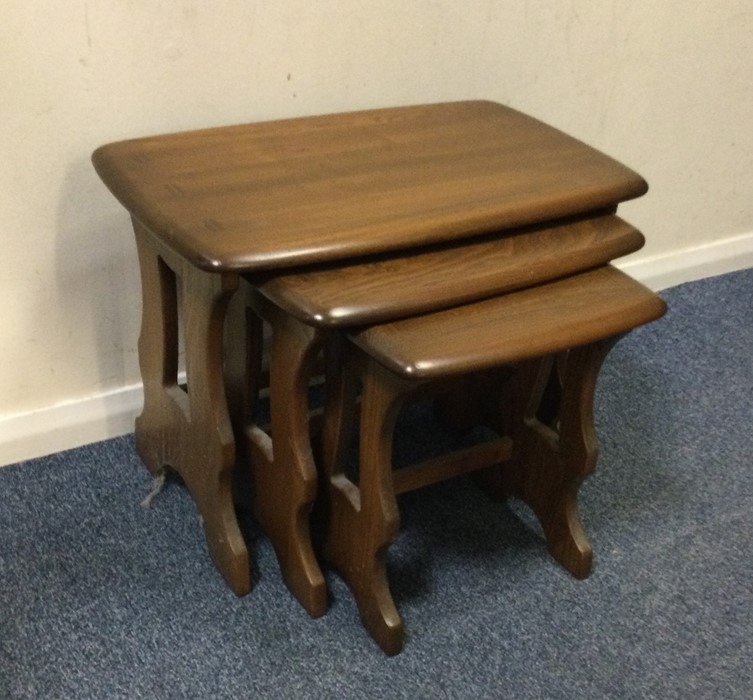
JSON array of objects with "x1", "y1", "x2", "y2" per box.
[{"x1": 255, "y1": 253, "x2": 665, "y2": 653}]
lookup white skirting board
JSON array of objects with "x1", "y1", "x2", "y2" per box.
[
  {"x1": 0, "y1": 382, "x2": 145, "y2": 468},
  {"x1": 615, "y1": 230, "x2": 753, "y2": 293},
  {"x1": 2, "y1": 231, "x2": 753, "y2": 468}
]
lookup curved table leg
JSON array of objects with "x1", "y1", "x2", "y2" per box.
[
  {"x1": 246, "y1": 293, "x2": 328, "y2": 617},
  {"x1": 322, "y1": 353, "x2": 407, "y2": 656},
  {"x1": 499, "y1": 340, "x2": 617, "y2": 579},
  {"x1": 133, "y1": 221, "x2": 250, "y2": 596}
]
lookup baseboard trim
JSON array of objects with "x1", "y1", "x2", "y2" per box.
[
  {"x1": 2, "y1": 230, "x2": 752, "y2": 467},
  {"x1": 0, "y1": 383, "x2": 145, "y2": 467},
  {"x1": 614, "y1": 229, "x2": 753, "y2": 291}
]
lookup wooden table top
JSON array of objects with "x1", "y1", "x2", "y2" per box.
[
  {"x1": 350, "y1": 266, "x2": 667, "y2": 380},
  {"x1": 92, "y1": 101, "x2": 647, "y2": 272},
  {"x1": 257, "y1": 214, "x2": 645, "y2": 327}
]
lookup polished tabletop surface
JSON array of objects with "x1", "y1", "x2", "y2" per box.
[
  {"x1": 93, "y1": 101, "x2": 647, "y2": 272},
  {"x1": 350, "y1": 265, "x2": 667, "y2": 380},
  {"x1": 256, "y1": 214, "x2": 644, "y2": 327}
]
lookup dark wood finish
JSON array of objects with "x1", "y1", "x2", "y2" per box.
[
  {"x1": 475, "y1": 342, "x2": 618, "y2": 580},
  {"x1": 92, "y1": 102, "x2": 654, "y2": 617},
  {"x1": 244, "y1": 289, "x2": 329, "y2": 617},
  {"x1": 92, "y1": 101, "x2": 646, "y2": 272},
  {"x1": 393, "y1": 438, "x2": 513, "y2": 496},
  {"x1": 319, "y1": 351, "x2": 411, "y2": 656},
  {"x1": 256, "y1": 214, "x2": 644, "y2": 327},
  {"x1": 132, "y1": 220, "x2": 250, "y2": 596},
  {"x1": 350, "y1": 266, "x2": 667, "y2": 380},
  {"x1": 320, "y1": 266, "x2": 666, "y2": 654},
  {"x1": 235, "y1": 217, "x2": 645, "y2": 613}
]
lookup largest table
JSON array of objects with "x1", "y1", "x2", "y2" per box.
[{"x1": 92, "y1": 100, "x2": 647, "y2": 608}]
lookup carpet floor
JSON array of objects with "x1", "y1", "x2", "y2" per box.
[{"x1": 1, "y1": 268, "x2": 752, "y2": 699}]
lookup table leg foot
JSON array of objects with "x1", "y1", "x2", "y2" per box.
[
  {"x1": 250, "y1": 425, "x2": 327, "y2": 615},
  {"x1": 323, "y1": 482, "x2": 405, "y2": 656},
  {"x1": 352, "y1": 569, "x2": 405, "y2": 657}
]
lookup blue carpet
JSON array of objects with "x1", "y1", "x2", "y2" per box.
[{"x1": 1, "y1": 268, "x2": 752, "y2": 699}]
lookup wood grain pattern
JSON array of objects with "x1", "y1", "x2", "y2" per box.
[
  {"x1": 350, "y1": 266, "x2": 667, "y2": 380},
  {"x1": 131, "y1": 220, "x2": 250, "y2": 596},
  {"x1": 92, "y1": 100, "x2": 657, "y2": 622},
  {"x1": 92, "y1": 101, "x2": 647, "y2": 272},
  {"x1": 511, "y1": 344, "x2": 614, "y2": 579},
  {"x1": 319, "y1": 350, "x2": 409, "y2": 656},
  {"x1": 320, "y1": 265, "x2": 666, "y2": 654},
  {"x1": 244, "y1": 290, "x2": 329, "y2": 617},
  {"x1": 255, "y1": 214, "x2": 644, "y2": 327}
]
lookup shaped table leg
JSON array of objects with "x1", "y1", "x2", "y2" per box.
[
  {"x1": 321, "y1": 351, "x2": 408, "y2": 656},
  {"x1": 499, "y1": 340, "x2": 617, "y2": 579},
  {"x1": 245, "y1": 293, "x2": 328, "y2": 617},
  {"x1": 133, "y1": 221, "x2": 250, "y2": 596}
]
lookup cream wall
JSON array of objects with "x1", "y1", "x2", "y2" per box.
[{"x1": 2, "y1": 1, "x2": 753, "y2": 464}]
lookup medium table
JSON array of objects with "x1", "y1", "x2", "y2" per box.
[{"x1": 92, "y1": 100, "x2": 647, "y2": 611}]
